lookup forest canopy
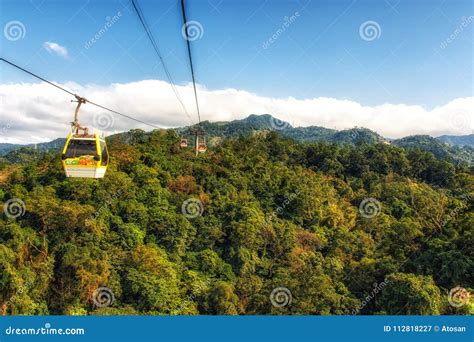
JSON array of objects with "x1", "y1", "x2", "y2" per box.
[{"x1": 0, "y1": 129, "x2": 472, "y2": 315}]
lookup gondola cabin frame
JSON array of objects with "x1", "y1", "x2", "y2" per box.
[{"x1": 61, "y1": 133, "x2": 109, "y2": 178}]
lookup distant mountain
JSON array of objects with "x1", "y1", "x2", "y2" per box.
[
  {"x1": 192, "y1": 114, "x2": 287, "y2": 138},
  {"x1": 437, "y1": 134, "x2": 474, "y2": 148},
  {"x1": 235, "y1": 113, "x2": 278, "y2": 130},
  {"x1": 282, "y1": 126, "x2": 336, "y2": 142},
  {"x1": 1, "y1": 115, "x2": 472, "y2": 165},
  {"x1": 0, "y1": 143, "x2": 22, "y2": 155},
  {"x1": 0, "y1": 138, "x2": 65, "y2": 156},
  {"x1": 180, "y1": 114, "x2": 385, "y2": 146},
  {"x1": 393, "y1": 135, "x2": 473, "y2": 165},
  {"x1": 331, "y1": 127, "x2": 385, "y2": 145},
  {"x1": 393, "y1": 135, "x2": 450, "y2": 158}
]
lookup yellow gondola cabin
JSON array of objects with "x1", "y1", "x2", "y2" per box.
[
  {"x1": 61, "y1": 96, "x2": 109, "y2": 179},
  {"x1": 61, "y1": 133, "x2": 109, "y2": 178}
]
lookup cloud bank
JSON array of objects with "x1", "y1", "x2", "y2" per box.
[{"x1": 0, "y1": 80, "x2": 472, "y2": 144}]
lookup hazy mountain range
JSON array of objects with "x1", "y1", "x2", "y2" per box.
[{"x1": 1, "y1": 114, "x2": 473, "y2": 164}]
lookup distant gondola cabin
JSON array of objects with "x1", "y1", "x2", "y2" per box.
[{"x1": 197, "y1": 142, "x2": 207, "y2": 153}]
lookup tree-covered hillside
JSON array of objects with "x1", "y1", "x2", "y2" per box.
[
  {"x1": 392, "y1": 135, "x2": 473, "y2": 166},
  {"x1": 179, "y1": 114, "x2": 386, "y2": 146},
  {"x1": 2, "y1": 115, "x2": 473, "y2": 167},
  {"x1": 0, "y1": 130, "x2": 472, "y2": 315},
  {"x1": 438, "y1": 134, "x2": 474, "y2": 148},
  {"x1": 0, "y1": 138, "x2": 65, "y2": 156}
]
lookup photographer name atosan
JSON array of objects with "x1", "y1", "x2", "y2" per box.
[{"x1": 383, "y1": 325, "x2": 466, "y2": 333}]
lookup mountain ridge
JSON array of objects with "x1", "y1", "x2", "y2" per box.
[{"x1": 1, "y1": 114, "x2": 472, "y2": 165}]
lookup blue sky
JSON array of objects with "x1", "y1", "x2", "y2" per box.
[
  {"x1": 1, "y1": 0, "x2": 472, "y2": 107},
  {"x1": 0, "y1": 0, "x2": 473, "y2": 143}
]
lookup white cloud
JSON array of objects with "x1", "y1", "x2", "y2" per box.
[
  {"x1": 43, "y1": 41, "x2": 69, "y2": 59},
  {"x1": 0, "y1": 80, "x2": 472, "y2": 144}
]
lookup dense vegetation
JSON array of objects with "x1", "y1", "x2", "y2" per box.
[
  {"x1": 438, "y1": 134, "x2": 474, "y2": 148},
  {"x1": 0, "y1": 128, "x2": 472, "y2": 315},
  {"x1": 393, "y1": 135, "x2": 474, "y2": 165},
  {"x1": 2, "y1": 115, "x2": 473, "y2": 165}
]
